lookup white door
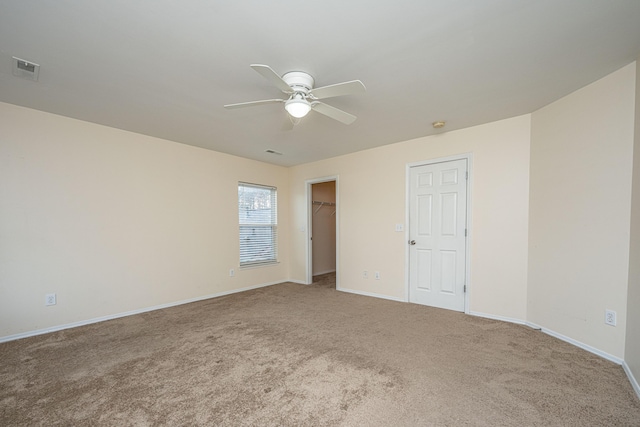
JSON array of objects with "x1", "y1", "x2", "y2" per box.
[{"x1": 409, "y1": 159, "x2": 468, "y2": 311}]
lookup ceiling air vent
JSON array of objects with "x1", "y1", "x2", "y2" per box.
[{"x1": 12, "y1": 56, "x2": 40, "y2": 81}]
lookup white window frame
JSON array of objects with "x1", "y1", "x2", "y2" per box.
[{"x1": 238, "y1": 182, "x2": 278, "y2": 268}]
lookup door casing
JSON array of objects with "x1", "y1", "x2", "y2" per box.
[{"x1": 305, "y1": 176, "x2": 339, "y2": 287}]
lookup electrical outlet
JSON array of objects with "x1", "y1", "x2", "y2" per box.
[
  {"x1": 374, "y1": 271, "x2": 380, "y2": 280},
  {"x1": 605, "y1": 310, "x2": 616, "y2": 326},
  {"x1": 363, "y1": 270, "x2": 368, "y2": 279},
  {"x1": 229, "y1": 268, "x2": 235, "y2": 277},
  {"x1": 45, "y1": 293, "x2": 56, "y2": 306}
]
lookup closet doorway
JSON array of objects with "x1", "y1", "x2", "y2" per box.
[{"x1": 306, "y1": 177, "x2": 338, "y2": 289}]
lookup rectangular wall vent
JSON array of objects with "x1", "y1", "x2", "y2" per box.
[{"x1": 12, "y1": 56, "x2": 40, "y2": 81}]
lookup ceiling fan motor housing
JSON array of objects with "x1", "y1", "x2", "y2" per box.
[{"x1": 282, "y1": 71, "x2": 315, "y2": 94}]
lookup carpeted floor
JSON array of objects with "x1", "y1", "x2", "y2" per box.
[
  {"x1": 1, "y1": 275, "x2": 639, "y2": 426},
  {"x1": 312, "y1": 272, "x2": 337, "y2": 289}
]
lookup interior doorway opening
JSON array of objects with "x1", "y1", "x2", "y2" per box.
[{"x1": 306, "y1": 177, "x2": 338, "y2": 289}]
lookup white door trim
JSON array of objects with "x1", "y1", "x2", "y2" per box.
[
  {"x1": 405, "y1": 154, "x2": 472, "y2": 313},
  {"x1": 305, "y1": 176, "x2": 340, "y2": 287}
]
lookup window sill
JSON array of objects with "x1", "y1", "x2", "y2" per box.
[{"x1": 239, "y1": 261, "x2": 280, "y2": 270}]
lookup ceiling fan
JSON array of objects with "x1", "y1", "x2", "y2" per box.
[{"x1": 224, "y1": 64, "x2": 366, "y2": 125}]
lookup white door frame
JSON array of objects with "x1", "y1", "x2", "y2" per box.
[
  {"x1": 305, "y1": 176, "x2": 340, "y2": 287},
  {"x1": 405, "y1": 154, "x2": 472, "y2": 313}
]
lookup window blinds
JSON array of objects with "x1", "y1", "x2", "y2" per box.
[{"x1": 238, "y1": 182, "x2": 278, "y2": 267}]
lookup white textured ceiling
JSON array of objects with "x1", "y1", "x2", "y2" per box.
[{"x1": 1, "y1": 1, "x2": 640, "y2": 166}]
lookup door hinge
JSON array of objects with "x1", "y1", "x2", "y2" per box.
[
  {"x1": 464, "y1": 229, "x2": 467, "y2": 237},
  {"x1": 465, "y1": 171, "x2": 468, "y2": 180},
  {"x1": 464, "y1": 285, "x2": 467, "y2": 293}
]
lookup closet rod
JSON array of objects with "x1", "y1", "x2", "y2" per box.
[{"x1": 312, "y1": 200, "x2": 336, "y2": 215}]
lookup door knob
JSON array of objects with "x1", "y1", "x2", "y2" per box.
[{"x1": 409, "y1": 240, "x2": 416, "y2": 245}]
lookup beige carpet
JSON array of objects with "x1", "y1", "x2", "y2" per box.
[
  {"x1": 1, "y1": 276, "x2": 639, "y2": 426},
  {"x1": 312, "y1": 272, "x2": 337, "y2": 290}
]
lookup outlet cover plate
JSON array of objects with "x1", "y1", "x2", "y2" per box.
[
  {"x1": 45, "y1": 293, "x2": 56, "y2": 306},
  {"x1": 605, "y1": 309, "x2": 616, "y2": 326}
]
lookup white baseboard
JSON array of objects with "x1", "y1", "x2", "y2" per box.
[
  {"x1": 622, "y1": 361, "x2": 640, "y2": 400},
  {"x1": 524, "y1": 322, "x2": 623, "y2": 365},
  {"x1": 468, "y1": 310, "x2": 526, "y2": 325},
  {"x1": 287, "y1": 279, "x2": 309, "y2": 285},
  {"x1": 0, "y1": 280, "x2": 283, "y2": 343},
  {"x1": 337, "y1": 287, "x2": 405, "y2": 302}
]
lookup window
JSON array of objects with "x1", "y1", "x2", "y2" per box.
[{"x1": 238, "y1": 182, "x2": 278, "y2": 267}]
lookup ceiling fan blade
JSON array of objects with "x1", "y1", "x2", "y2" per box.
[
  {"x1": 311, "y1": 102, "x2": 357, "y2": 125},
  {"x1": 309, "y1": 80, "x2": 366, "y2": 100},
  {"x1": 250, "y1": 64, "x2": 293, "y2": 94},
  {"x1": 224, "y1": 99, "x2": 285, "y2": 109}
]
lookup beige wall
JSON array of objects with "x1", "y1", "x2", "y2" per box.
[
  {"x1": 626, "y1": 59, "x2": 640, "y2": 384},
  {"x1": 528, "y1": 63, "x2": 636, "y2": 359},
  {"x1": 290, "y1": 116, "x2": 531, "y2": 320},
  {"x1": 311, "y1": 181, "x2": 336, "y2": 275},
  {"x1": 0, "y1": 102, "x2": 290, "y2": 339}
]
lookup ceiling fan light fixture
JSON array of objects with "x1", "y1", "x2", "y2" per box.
[{"x1": 285, "y1": 96, "x2": 311, "y2": 118}]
